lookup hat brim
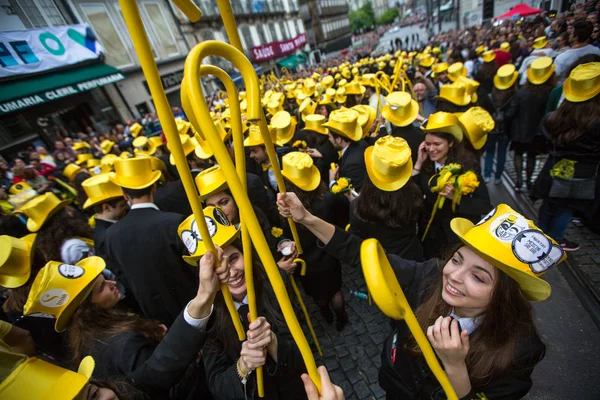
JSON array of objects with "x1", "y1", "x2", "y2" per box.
[
  {"x1": 109, "y1": 170, "x2": 162, "y2": 190},
  {"x1": 195, "y1": 142, "x2": 214, "y2": 159},
  {"x1": 323, "y1": 122, "x2": 363, "y2": 142},
  {"x1": 435, "y1": 93, "x2": 471, "y2": 106},
  {"x1": 282, "y1": 165, "x2": 321, "y2": 192},
  {"x1": 527, "y1": 64, "x2": 556, "y2": 85},
  {"x1": 364, "y1": 147, "x2": 413, "y2": 192},
  {"x1": 275, "y1": 119, "x2": 297, "y2": 146},
  {"x1": 0, "y1": 234, "x2": 35, "y2": 288},
  {"x1": 493, "y1": 72, "x2": 519, "y2": 90},
  {"x1": 183, "y1": 229, "x2": 241, "y2": 266},
  {"x1": 563, "y1": 78, "x2": 600, "y2": 102},
  {"x1": 381, "y1": 100, "x2": 419, "y2": 127},
  {"x1": 421, "y1": 123, "x2": 464, "y2": 143},
  {"x1": 244, "y1": 136, "x2": 265, "y2": 147},
  {"x1": 302, "y1": 127, "x2": 329, "y2": 136},
  {"x1": 26, "y1": 200, "x2": 70, "y2": 233},
  {"x1": 450, "y1": 218, "x2": 551, "y2": 302}
]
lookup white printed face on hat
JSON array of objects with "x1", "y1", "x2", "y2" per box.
[
  {"x1": 489, "y1": 213, "x2": 529, "y2": 242},
  {"x1": 58, "y1": 264, "x2": 85, "y2": 279},
  {"x1": 182, "y1": 217, "x2": 217, "y2": 254}
]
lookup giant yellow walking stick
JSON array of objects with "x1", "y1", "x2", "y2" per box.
[
  {"x1": 182, "y1": 40, "x2": 321, "y2": 393},
  {"x1": 361, "y1": 239, "x2": 459, "y2": 400},
  {"x1": 118, "y1": 0, "x2": 246, "y2": 341}
]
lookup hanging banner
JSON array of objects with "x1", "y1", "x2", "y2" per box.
[
  {"x1": 251, "y1": 33, "x2": 307, "y2": 63},
  {"x1": 0, "y1": 24, "x2": 103, "y2": 78}
]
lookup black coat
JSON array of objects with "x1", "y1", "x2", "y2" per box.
[
  {"x1": 324, "y1": 227, "x2": 546, "y2": 400},
  {"x1": 155, "y1": 180, "x2": 193, "y2": 216},
  {"x1": 104, "y1": 207, "x2": 198, "y2": 326},
  {"x1": 85, "y1": 312, "x2": 210, "y2": 399},
  {"x1": 506, "y1": 87, "x2": 548, "y2": 144},
  {"x1": 313, "y1": 140, "x2": 338, "y2": 184},
  {"x1": 339, "y1": 141, "x2": 367, "y2": 190},
  {"x1": 93, "y1": 218, "x2": 114, "y2": 260},
  {"x1": 246, "y1": 172, "x2": 279, "y2": 228}
]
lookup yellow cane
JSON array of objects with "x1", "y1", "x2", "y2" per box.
[
  {"x1": 197, "y1": 65, "x2": 265, "y2": 396},
  {"x1": 290, "y1": 259, "x2": 322, "y2": 357},
  {"x1": 361, "y1": 239, "x2": 459, "y2": 400},
  {"x1": 118, "y1": 0, "x2": 245, "y2": 341},
  {"x1": 182, "y1": 40, "x2": 321, "y2": 393}
]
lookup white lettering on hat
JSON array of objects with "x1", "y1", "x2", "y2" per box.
[
  {"x1": 181, "y1": 217, "x2": 217, "y2": 255},
  {"x1": 511, "y1": 230, "x2": 552, "y2": 264},
  {"x1": 58, "y1": 264, "x2": 85, "y2": 279},
  {"x1": 40, "y1": 288, "x2": 69, "y2": 308},
  {"x1": 529, "y1": 245, "x2": 564, "y2": 274},
  {"x1": 489, "y1": 213, "x2": 528, "y2": 242}
]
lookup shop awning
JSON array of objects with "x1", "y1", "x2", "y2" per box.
[
  {"x1": 277, "y1": 55, "x2": 305, "y2": 70},
  {"x1": 0, "y1": 63, "x2": 125, "y2": 116}
]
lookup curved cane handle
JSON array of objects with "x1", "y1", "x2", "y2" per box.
[{"x1": 293, "y1": 258, "x2": 307, "y2": 276}]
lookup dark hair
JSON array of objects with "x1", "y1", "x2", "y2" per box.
[
  {"x1": 408, "y1": 244, "x2": 544, "y2": 387},
  {"x1": 547, "y1": 94, "x2": 600, "y2": 146},
  {"x1": 422, "y1": 131, "x2": 477, "y2": 175},
  {"x1": 122, "y1": 184, "x2": 154, "y2": 199},
  {"x1": 491, "y1": 85, "x2": 516, "y2": 107},
  {"x1": 282, "y1": 177, "x2": 327, "y2": 210},
  {"x1": 92, "y1": 197, "x2": 124, "y2": 214},
  {"x1": 477, "y1": 61, "x2": 498, "y2": 82},
  {"x1": 525, "y1": 75, "x2": 555, "y2": 97},
  {"x1": 435, "y1": 100, "x2": 470, "y2": 113},
  {"x1": 329, "y1": 131, "x2": 351, "y2": 144},
  {"x1": 573, "y1": 20, "x2": 594, "y2": 43},
  {"x1": 355, "y1": 176, "x2": 423, "y2": 227},
  {"x1": 89, "y1": 378, "x2": 146, "y2": 400}
]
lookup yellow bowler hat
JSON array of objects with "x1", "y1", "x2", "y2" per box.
[
  {"x1": 335, "y1": 87, "x2": 347, "y2": 103},
  {"x1": 24, "y1": 256, "x2": 106, "y2": 331},
  {"x1": 100, "y1": 139, "x2": 115, "y2": 155},
  {"x1": 563, "y1": 62, "x2": 600, "y2": 102},
  {"x1": 351, "y1": 104, "x2": 377, "y2": 138},
  {"x1": 75, "y1": 153, "x2": 94, "y2": 166},
  {"x1": 527, "y1": 57, "x2": 555, "y2": 85},
  {"x1": 431, "y1": 62, "x2": 449, "y2": 77},
  {"x1": 482, "y1": 50, "x2": 496, "y2": 63},
  {"x1": 365, "y1": 136, "x2": 413, "y2": 192},
  {"x1": 318, "y1": 88, "x2": 336, "y2": 106},
  {"x1": 451, "y1": 204, "x2": 567, "y2": 301},
  {"x1": 435, "y1": 83, "x2": 471, "y2": 106},
  {"x1": 133, "y1": 136, "x2": 157, "y2": 156},
  {"x1": 244, "y1": 124, "x2": 265, "y2": 147},
  {"x1": 178, "y1": 206, "x2": 240, "y2": 265},
  {"x1": 0, "y1": 234, "x2": 36, "y2": 288},
  {"x1": 81, "y1": 173, "x2": 123, "y2": 209},
  {"x1": 455, "y1": 107, "x2": 495, "y2": 150},
  {"x1": 9, "y1": 181, "x2": 32, "y2": 195},
  {"x1": 195, "y1": 165, "x2": 228, "y2": 200},
  {"x1": 321, "y1": 75, "x2": 335, "y2": 90},
  {"x1": 448, "y1": 62, "x2": 467, "y2": 82},
  {"x1": 100, "y1": 154, "x2": 118, "y2": 173},
  {"x1": 420, "y1": 55, "x2": 436, "y2": 68},
  {"x1": 532, "y1": 36, "x2": 548, "y2": 49},
  {"x1": 281, "y1": 152, "x2": 321, "y2": 191},
  {"x1": 271, "y1": 111, "x2": 297, "y2": 146},
  {"x1": 344, "y1": 80, "x2": 366, "y2": 95},
  {"x1": 0, "y1": 356, "x2": 95, "y2": 399},
  {"x1": 494, "y1": 64, "x2": 519, "y2": 90},
  {"x1": 323, "y1": 109, "x2": 363, "y2": 142},
  {"x1": 63, "y1": 163, "x2": 82, "y2": 182},
  {"x1": 71, "y1": 141, "x2": 91, "y2": 151},
  {"x1": 302, "y1": 114, "x2": 329, "y2": 135},
  {"x1": 421, "y1": 112, "x2": 463, "y2": 143},
  {"x1": 382, "y1": 91, "x2": 419, "y2": 127},
  {"x1": 299, "y1": 98, "x2": 317, "y2": 121},
  {"x1": 21, "y1": 192, "x2": 70, "y2": 232},
  {"x1": 129, "y1": 122, "x2": 143, "y2": 138},
  {"x1": 109, "y1": 157, "x2": 162, "y2": 190}
]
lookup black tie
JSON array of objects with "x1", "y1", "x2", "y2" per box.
[{"x1": 238, "y1": 304, "x2": 250, "y2": 330}]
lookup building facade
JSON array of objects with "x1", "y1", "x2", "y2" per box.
[{"x1": 299, "y1": 0, "x2": 352, "y2": 54}]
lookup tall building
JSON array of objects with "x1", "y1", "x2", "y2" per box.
[{"x1": 299, "y1": 0, "x2": 352, "y2": 54}]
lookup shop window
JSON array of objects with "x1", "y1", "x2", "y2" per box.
[
  {"x1": 282, "y1": 21, "x2": 290, "y2": 39},
  {"x1": 141, "y1": 1, "x2": 180, "y2": 57},
  {"x1": 296, "y1": 19, "x2": 304, "y2": 34},
  {"x1": 14, "y1": 0, "x2": 66, "y2": 27},
  {"x1": 0, "y1": 114, "x2": 35, "y2": 147}
]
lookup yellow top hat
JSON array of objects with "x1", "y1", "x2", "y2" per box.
[
  {"x1": 267, "y1": 99, "x2": 283, "y2": 116},
  {"x1": 303, "y1": 79, "x2": 316, "y2": 96},
  {"x1": 168, "y1": 134, "x2": 197, "y2": 165},
  {"x1": 563, "y1": 62, "x2": 600, "y2": 102},
  {"x1": 132, "y1": 136, "x2": 157, "y2": 156},
  {"x1": 431, "y1": 62, "x2": 449, "y2": 78},
  {"x1": 334, "y1": 73, "x2": 341, "y2": 80},
  {"x1": 9, "y1": 181, "x2": 32, "y2": 195},
  {"x1": 337, "y1": 78, "x2": 348, "y2": 87},
  {"x1": 100, "y1": 154, "x2": 118, "y2": 173},
  {"x1": 455, "y1": 107, "x2": 495, "y2": 150},
  {"x1": 75, "y1": 153, "x2": 94, "y2": 166},
  {"x1": 0, "y1": 356, "x2": 95, "y2": 399},
  {"x1": 382, "y1": 91, "x2": 419, "y2": 127},
  {"x1": 244, "y1": 124, "x2": 265, "y2": 147},
  {"x1": 24, "y1": 257, "x2": 106, "y2": 331},
  {"x1": 351, "y1": 67, "x2": 359, "y2": 76},
  {"x1": 149, "y1": 135, "x2": 164, "y2": 149},
  {"x1": 271, "y1": 111, "x2": 297, "y2": 146},
  {"x1": 129, "y1": 122, "x2": 143, "y2": 138},
  {"x1": 482, "y1": 50, "x2": 496, "y2": 63},
  {"x1": 321, "y1": 75, "x2": 334, "y2": 90},
  {"x1": 432, "y1": 47, "x2": 441, "y2": 55},
  {"x1": 81, "y1": 173, "x2": 123, "y2": 209},
  {"x1": 176, "y1": 119, "x2": 192, "y2": 136},
  {"x1": 435, "y1": 83, "x2": 471, "y2": 106},
  {"x1": 448, "y1": 62, "x2": 468, "y2": 82},
  {"x1": 71, "y1": 142, "x2": 91, "y2": 151},
  {"x1": 532, "y1": 36, "x2": 548, "y2": 49},
  {"x1": 312, "y1": 72, "x2": 321, "y2": 80},
  {"x1": 421, "y1": 112, "x2": 463, "y2": 143},
  {"x1": 335, "y1": 87, "x2": 347, "y2": 104},
  {"x1": 494, "y1": 64, "x2": 519, "y2": 90},
  {"x1": 62, "y1": 163, "x2": 82, "y2": 182},
  {"x1": 500, "y1": 42, "x2": 510, "y2": 51},
  {"x1": 0, "y1": 234, "x2": 36, "y2": 288},
  {"x1": 178, "y1": 206, "x2": 240, "y2": 265},
  {"x1": 527, "y1": 57, "x2": 555, "y2": 85},
  {"x1": 195, "y1": 165, "x2": 228, "y2": 200},
  {"x1": 451, "y1": 204, "x2": 566, "y2": 301},
  {"x1": 361, "y1": 73, "x2": 377, "y2": 87},
  {"x1": 341, "y1": 67, "x2": 351, "y2": 79},
  {"x1": 476, "y1": 45, "x2": 486, "y2": 55},
  {"x1": 378, "y1": 61, "x2": 386, "y2": 70},
  {"x1": 21, "y1": 192, "x2": 70, "y2": 232},
  {"x1": 86, "y1": 158, "x2": 101, "y2": 168},
  {"x1": 213, "y1": 119, "x2": 232, "y2": 143},
  {"x1": 281, "y1": 152, "x2": 321, "y2": 191},
  {"x1": 456, "y1": 76, "x2": 480, "y2": 95},
  {"x1": 302, "y1": 114, "x2": 329, "y2": 136},
  {"x1": 344, "y1": 81, "x2": 366, "y2": 95},
  {"x1": 419, "y1": 55, "x2": 436, "y2": 68},
  {"x1": 322, "y1": 109, "x2": 362, "y2": 142},
  {"x1": 120, "y1": 151, "x2": 133, "y2": 159},
  {"x1": 100, "y1": 139, "x2": 115, "y2": 155},
  {"x1": 299, "y1": 97, "x2": 317, "y2": 121},
  {"x1": 109, "y1": 157, "x2": 162, "y2": 190},
  {"x1": 351, "y1": 104, "x2": 377, "y2": 138},
  {"x1": 365, "y1": 136, "x2": 413, "y2": 192},
  {"x1": 318, "y1": 88, "x2": 336, "y2": 106},
  {"x1": 193, "y1": 133, "x2": 214, "y2": 160}
]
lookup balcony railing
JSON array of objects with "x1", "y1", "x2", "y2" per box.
[{"x1": 196, "y1": 0, "x2": 295, "y2": 16}]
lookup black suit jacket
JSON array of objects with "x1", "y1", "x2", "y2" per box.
[
  {"x1": 104, "y1": 207, "x2": 198, "y2": 326},
  {"x1": 338, "y1": 141, "x2": 367, "y2": 190},
  {"x1": 246, "y1": 172, "x2": 279, "y2": 227},
  {"x1": 154, "y1": 180, "x2": 193, "y2": 216},
  {"x1": 314, "y1": 140, "x2": 338, "y2": 184},
  {"x1": 93, "y1": 218, "x2": 114, "y2": 260}
]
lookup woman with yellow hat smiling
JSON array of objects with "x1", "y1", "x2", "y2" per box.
[
  {"x1": 277, "y1": 192, "x2": 565, "y2": 400},
  {"x1": 280, "y1": 151, "x2": 349, "y2": 329}
]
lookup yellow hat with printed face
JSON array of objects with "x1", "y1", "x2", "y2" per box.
[
  {"x1": 421, "y1": 111, "x2": 464, "y2": 143},
  {"x1": 129, "y1": 122, "x2": 143, "y2": 138},
  {"x1": 109, "y1": 157, "x2": 162, "y2": 190},
  {"x1": 431, "y1": 62, "x2": 449, "y2": 77},
  {"x1": 178, "y1": 206, "x2": 240, "y2": 265},
  {"x1": 71, "y1": 142, "x2": 91, "y2": 151},
  {"x1": 282, "y1": 152, "x2": 321, "y2": 191},
  {"x1": 0, "y1": 356, "x2": 95, "y2": 399},
  {"x1": 132, "y1": 136, "x2": 157, "y2": 156},
  {"x1": 455, "y1": 107, "x2": 495, "y2": 150},
  {"x1": 532, "y1": 36, "x2": 548, "y2": 49},
  {"x1": 451, "y1": 204, "x2": 567, "y2": 301},
  {"x1": 494, "y1": 64, "x2": 519, "y2": 90},
  {"x1": 0, "y1": 234, "x2": 36, "y2": 288},
  {"x1": 81, "y1": 173, "x2": 123, "y2": 209},
  {"x1": 382, "y1": 91, "x2": 419, "y2": 127},
  {"x1": 365, "y1": 136, "x2": 413, "y2": 192},
  {"x1": 100, "y1": 154, "x2": 118, "y2": 173},
  {"x1": 351, "y1": 105, "x2": 377, "y2": 138},
  {"x1": 195, "y1": 165, "x2": 228, "y2": 200},
  {"x1": 448, "y1": 62, "x2": 468, "y2": 82},
  {"x1": 527, "y1": 57, "x2": 555, "y2": 85},
  {"x1": 9, "y1": 181, "x2": 32, "y2": 195},
  {"x1": 20, "y1": 192, "x2": 70, "y2": 232},
  {"x1": 24, "y1": 256, "x2": 106, "y2": 331},
  {"x1": 271, "y1": 111, "x2": 297, "y2": 146},
  {"x1": 344, "y1": 80, "x2": 366, "y2": 95},
  {"x1": 563, "y1": 62, "x2": 600, "y2": 102},
  {"x1": 75, "y1": 153, "x2": 94, "y2": 166},
  {"x1": 299, "y1": 97, "x2": 317, "y2": 121},
  {"x1": 419, "y1": 55, "x2": 436, "y2": 68},
  {"x1": 482, "y1": 50, "x2": 496, "y2": 63},
  {"x1": 100, "y1": 139, "x2": 115, "y2": 155},
  {"x1": 435, "y1": 83, "x2": 471, "y2": 106},
  {"x1": 302, "y1": 114, "x2": 329, "y2": 135},
  {"x1": 323, "y1": 109, "x2": 363, "y2": 142}
]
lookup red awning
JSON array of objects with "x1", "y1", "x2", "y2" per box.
[{"x1": 494, "y1": 4, "x2": 541, "y2": 21}]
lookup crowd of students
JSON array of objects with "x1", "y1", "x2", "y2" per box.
[{"x1": 1, "y1": 4, "x2": 600, "y2": 399}]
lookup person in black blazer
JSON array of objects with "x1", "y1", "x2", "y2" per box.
[
  {"x1": 303, "y1": 114, "x2": 339, "y2": 184},
  {"x1": 105, "y1": 157, "x2": 198, "y2": 326}
]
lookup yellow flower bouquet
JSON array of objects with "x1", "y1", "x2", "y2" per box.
[{"x1": 330, "y1": 177, "x2": 353, "y2": 195}]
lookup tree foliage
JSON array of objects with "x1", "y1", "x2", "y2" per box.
[
  {"x1": 349, "y1": 1, "x2": 377, "y2": 34},
  {"x1": 377, "y1": 8, "x2": 400, "y2": 26}
]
